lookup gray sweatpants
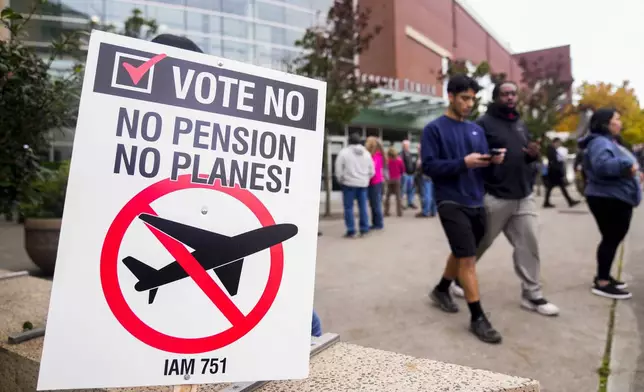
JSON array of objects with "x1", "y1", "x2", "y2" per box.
[{"x1": 476, "y1": 193, "x2": 543, "y2": 300}]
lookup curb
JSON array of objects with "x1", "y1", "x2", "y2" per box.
[
  {"x1": 597, "y1": 243, "x2": 622, "y2": 392},
  {"x1": 605, "y1": 227, "x2": 641, "y2": 392}
]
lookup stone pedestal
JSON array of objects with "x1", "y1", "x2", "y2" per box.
[{"x1": 1, "y1": 271, "x2": 539, "y2": 392}]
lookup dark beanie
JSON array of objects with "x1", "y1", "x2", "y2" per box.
[
  {"x1": 589, "y1": 107, "x2": 617, "y2": 135},
  {"x1": 151, "y1": 34, "x2": 203, "y2": 53}
]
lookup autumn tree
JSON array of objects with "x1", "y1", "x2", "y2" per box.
[
  {"x1": 516, "y1": 55, "x2": 573, "y2": 143},
  {"x1": 288, "y1": 0, "x2": 382, "y2": 217},
  {"x1": 555, "y1": 81, "x2": 644, "y2": 145},
  {"x1": 437, "y1": 58, "x2": 507, "y2": 120}
]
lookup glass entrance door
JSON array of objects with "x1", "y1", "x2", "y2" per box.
[{"x1": 325, "y1": 136, "x2": 347, "y2": 192}]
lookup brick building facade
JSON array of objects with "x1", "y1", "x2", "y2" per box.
[{"x1": 358, "y1": 0, "x2": 571, "y2": 98}]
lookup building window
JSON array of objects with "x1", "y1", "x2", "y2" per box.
[
  {"x1": 382, "y1": 128, "x2": 408, "y2": 143},
  {"x1": 254, "y1": 44, "x2": 273, "y2": 67},
  {"x1": 222, "y1": 17, "x2": 249, "y2": 39},
  {"x1": 223, "y1": 41, "x2": 250, "y2": 62},
  {"x1": 211, "y1": 40, "x2": 223, "y2": 56},
  {"x1": 209, "y1": 15, "x2": 223, "y2": 35},
  {"x1": 271, "y1": 48, "x2": 296, "y2": 67},
  {"x1": 255, "y1": 24, "x2": 302, "y2": 47},
  {"x1": 327, "y1": 123, "x2": 345, "y2": 136},
  {"x1": 285, "y1": 8, "x2": 314, "y2": 29},
  {"x1": 24, "y1": 19, "x2": 86, "y2": 44},
  {"x1": 186, "y1": 12, "x2": 210, "y2": 34},
  {"x1": 106, "y1": 1, "x2": 139, "y2": 21},
  {"x1": 311, "y1": 0, "x2": 333, "y2": 12},
  {"x1": 221, "y1": 0, "x2": 251, "y2": 16},
  {"x1": 366, "y1": 128, "x2": 380, "y2": 137},
  {"x1": 146, "y1": 5, "x2": 185, "y2": 30},
  {"x1": 154, "y1": 0, "x2": 186, "y2": 6},
  {"x1": 285, "y1": 29, "x2": 304, "y2": 46},
  {"x1": 348, "y1": 126, "x2": 363, "y2": 138},
  {"x1": 256, "y1": 2, "x2": 284, "y2": 24},
  {"x1": 186, "y1": 0, "x2": 217, "y2": 10}
]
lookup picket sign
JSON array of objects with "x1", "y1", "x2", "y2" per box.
[{"x1": 36, "y1": 29, "x2": 327, "y2": 391}]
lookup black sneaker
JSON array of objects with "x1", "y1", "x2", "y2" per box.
[
  {"x1": 430, "y1": 287, "x2": 459, "y2": 313},
  {"x1": 470, "y1": 315, "x2": 503, "y2": 344},
  {"x1": 609, "y1": 276, "x2": 628, "y2": 289},
  {"x1": 591, "y1": 282, "x2": 632, "y2": 299}
]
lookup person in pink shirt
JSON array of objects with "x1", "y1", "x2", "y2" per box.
[
  {"x1": 365, "y1": 136, "x2": 386, "y2": 229},
  {"x1": 384, "y1": 146, "x2": 404, "y2": 216}
]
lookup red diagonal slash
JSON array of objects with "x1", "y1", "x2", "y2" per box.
[{"x1": 140, "y1": 205, "x2": 245, "y2": 326}]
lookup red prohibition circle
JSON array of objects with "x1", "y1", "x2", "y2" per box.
[{"x1": 100, "y1": 174, "x2": 283, "y2": 354}]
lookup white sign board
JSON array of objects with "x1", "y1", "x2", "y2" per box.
[{"x1": 37, "y1": 30, "x2": 326, "y2": 390}]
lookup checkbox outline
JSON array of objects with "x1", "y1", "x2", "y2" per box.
[{"x1": 110, "y1": 52, "x2": 156, "y2": 94}]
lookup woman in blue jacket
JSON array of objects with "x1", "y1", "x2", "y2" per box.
[{"x1": 579, "y1": 108, "x2": 642, "y2": 299}]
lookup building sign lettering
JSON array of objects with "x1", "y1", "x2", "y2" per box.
[{"x1": 356, "y1": 71, "x2": 438, "y2": 97}]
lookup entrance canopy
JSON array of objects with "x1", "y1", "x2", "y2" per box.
[
  {"x1": 351, "y1": 88, "x2": 447, "y2": 131},
  {"x1": 369, "y1": 88, "x2": 447, "y2": 117}
]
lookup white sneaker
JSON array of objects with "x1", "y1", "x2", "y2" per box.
[
  {"x1": 521, "y1": 298, "x2": 560, "y2": 316},
  {"x1": 450, "y1": 281, "x2": 465, "y2": 298}
]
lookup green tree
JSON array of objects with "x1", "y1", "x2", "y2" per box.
[
  {"x1": 438, "y1": 59, "x2": 506, "y2": 120},
  {"x1": 0, "y1": 1, "x2": 158, "y2": 220},
  {"x1": 288, "y1": 0, "x2": 382, "y2": 217},
  {"x1": 0, "y1": 2, "x2": 84, "y2": 220}
]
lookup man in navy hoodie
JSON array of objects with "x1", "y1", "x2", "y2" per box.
[{"x1": 423, "y1": 74, "x2": 505, "y2": 344}]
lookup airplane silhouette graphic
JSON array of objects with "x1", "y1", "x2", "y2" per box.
[{"x1": 122, "y1": 213, "x2": 298, "y2": 304}]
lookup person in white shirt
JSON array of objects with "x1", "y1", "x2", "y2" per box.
[{"x1": 335, "y1": 133, "x2": 375, "y2": 237}]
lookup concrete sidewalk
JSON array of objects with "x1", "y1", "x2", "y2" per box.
[
  {"x1": 0, "y1": 191, "x2": 620, "y2": 391},
  {"x1": 314, "y1": 192, "x2": 614, "y2": 392}
]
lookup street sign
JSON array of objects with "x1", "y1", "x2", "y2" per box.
[{"x1": 37, "y1": 30, "x2": 326, "y2": 390}]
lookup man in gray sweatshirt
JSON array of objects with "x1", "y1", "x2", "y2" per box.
[{"x1": 335, "y1": 133, "x2": 375, "y2": 237}]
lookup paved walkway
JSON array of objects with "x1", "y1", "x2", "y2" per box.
[
  {"x1": 313, "y1": 192, "x2": 615, "y2": 392},
  {"x1": 0, "y1": 189, "x2": 634, "y2": 391}
]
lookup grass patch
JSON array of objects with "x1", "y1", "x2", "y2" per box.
[{"x1": 597, "y1": 244, "x2": 625, "y2": 392}]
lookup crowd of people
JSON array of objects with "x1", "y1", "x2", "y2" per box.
[
  {"x1": 144, "y1": 33, "x2": 642, "y2": 343},
  {"x1": 333, "y1": 73, "x2": 643, "y2": 344}
]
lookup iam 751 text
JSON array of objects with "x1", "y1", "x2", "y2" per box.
[{"x1": 164, "y1": 357, "x2": 227, "y2": 377}]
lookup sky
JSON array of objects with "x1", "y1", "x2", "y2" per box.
[{"x1": 462, "y1": 0, "x2": 644, "y2": 105}]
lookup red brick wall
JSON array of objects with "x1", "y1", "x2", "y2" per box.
[
  {"x1": 392, "y1": 0, "x2": 452, "y2": 90},
  {"x1": 357, "y1": 0, "x2": 397, "y2": 78},
  {"x1": 487, "y1": 37, "x2": 511, "y2": 79},
  {"x1": 357, "y1": 0, "x2": 572, "y2": 97},
  {"x1": 401, "y1": 0, "x2": 454, "y2": 55},
  {"x1": 510, "y1": 59, "x2": 522, "y2": 83},
  {"x1": 453, "y1": 4, "x2": 486, "y2": 64}
]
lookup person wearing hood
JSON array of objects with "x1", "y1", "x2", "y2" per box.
[
  {"x1": 578, "y1": 108, "x2": 642, "y2": 299},
  {"x1": 449, "y1": 81, "x2": 560, "y2": 317},
  {"x1": 335, "y1": 132, "x2": 375, "y2": 237}
]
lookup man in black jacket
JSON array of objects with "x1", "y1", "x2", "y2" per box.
[{"x1": 451, "y1": 81, "x2": 560, "y2": 316}]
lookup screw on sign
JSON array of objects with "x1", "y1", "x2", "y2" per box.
[{"x1": 100, "y1": 174, "x2": 299, "y2": 357}]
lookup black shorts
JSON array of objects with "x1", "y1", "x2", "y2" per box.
[{"x1": 437, "y1": 202, "x2": 486, "y2": 258}]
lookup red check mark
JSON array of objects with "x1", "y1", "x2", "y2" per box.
[{"x1": 122, "y1": 53, "x2": 167, "y2": 86}]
